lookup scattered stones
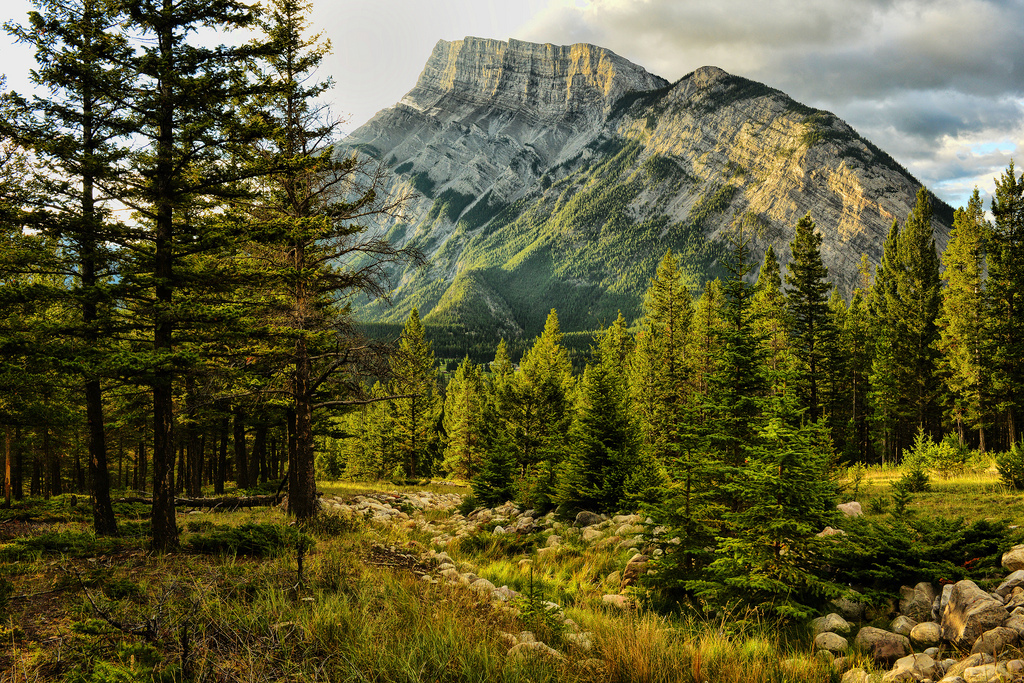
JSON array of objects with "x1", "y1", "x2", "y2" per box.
[
  {"x1": 574, "y1": 511, "x2": 603, "y2": 527},
  {"x1": 508, "y1": 641, "x2": 565, "y2": 663},
  {"x1": 995, "y1": 569, "x2": 1024, "y2": 598},
  {"x1": 882, "y1": 653, "x2": 939, "y2": 683},
  {"x1": 565, "y1": 632, "x2": 594, "y2": 651}
]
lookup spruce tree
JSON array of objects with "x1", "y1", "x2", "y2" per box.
[
  {"x1": 785, "y1": 213, "x2": 834, "y2": 423},
  {"x1": 390, "y1": 309, "x2": 441, "y2": 478},
  {"x1": 937, "y1": 189, "x2": 990, "y2": 448},
  {"x1": 442, "y1": 357, "x2": 486, "y2": 480},
  {"x1": 988, "y1": 162, "x2": 1024, "y2": 445},
  {"x1": 752, "y1": 245, "x2": 794, "y2": 397}
]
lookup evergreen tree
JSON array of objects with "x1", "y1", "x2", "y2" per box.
[
  {"x1": 470, "y1": 394, "x2": 517, "y2": 507},
  {"x1": 988, "y1": 162, "x2": 1024, "y2": 445},
  {"x1": 937, "y1": 189, "x2": 990, "y2": 449},
  {"x1": 556, "y1": 314, "x2": 638, "y2": 513},
  {"x1": 4, "y1": 0, "x2": 133, "y2": 534},
  {"x1": 442, "y1": 356, "x2": 486, "y2": 480},
  {"x1": 785, "y1": 213, "x2": 834, "y2": 423},
  {"x1": 752, "y1": 245, "x2": 794, "y2": 397},
  {"x1": 508, "y1": 309, "x2": 574, "y2": 509},
  {"x1": 846, "y1": 288, "x2": 873, "y2": 462},
  {"x1": 390, "y1": 309, "x2": 441, "y2": 478}
]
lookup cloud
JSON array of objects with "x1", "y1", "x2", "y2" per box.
[{"x1": 517, "y1": 0, "x2": 1024, "y2": 208}]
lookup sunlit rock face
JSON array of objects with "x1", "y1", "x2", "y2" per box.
[{"x1": 340, "y1": 37, "x2": 950, "y2": 336}]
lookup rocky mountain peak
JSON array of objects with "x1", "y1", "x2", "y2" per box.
[{"x1": 399, "y1": 36, "x2": 668, "y2": 123}]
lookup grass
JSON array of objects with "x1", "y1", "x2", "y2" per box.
[{"x1": 1, "y1": 466, "x2": 1017, "y2": 681}]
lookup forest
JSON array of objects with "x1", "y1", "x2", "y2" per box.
[{"x1": 1, "y1": 0, "x2": 1024, "y2": 606}]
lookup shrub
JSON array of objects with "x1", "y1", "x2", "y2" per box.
[
  {"x1": 897, "y1": 429, "x2": 933, "y2": 493},
  {"x1": 997, "y1": 441, "x2": 1024, "y2": 490},
  {"x1": 187, "y1": 523, "x2": 313, "y2": 557}
]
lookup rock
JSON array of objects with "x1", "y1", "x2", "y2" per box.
[
  {"x1": 565, "y1": 632, "x2": 593, "y2": 651},
  {"x1": 890, "y1": 615, "x2": 917, "y2": 637},
  {"x1": 605, "y1": 571, "x2": 621, "y2": 588},
  {"x1": 865, "y1": 598, "x2": 899, "y2": 622},
  {"x1": 995, "y1": 570, "x2": 1024, "y2": 598},
  {"x1": 616, "y1": 524, "x2": 644, "y2": 536},
  {"x1": 901, "y1": 582, "x2": 938, "y2": 622},
  {"x1": 909, "y1": 621, "x2": 942, "y2": 648},
  {"x1": 536, "y1": 546, "x2": 557, "y2": 559},
  {"x1": 832, "y1": 596, "x2": 867, "y2": 622},
  {"x1": 944, "y1": 654, "x2": 995, "y2": 680},
  {"x1": 1003, "y1": 545, "x2": 1024, "y2": 572},
  {"x1": 970, "y1": 626, "x2": 1018, "y2": 655},
  {"x1": 440, "y1": 567, "x2": 461, "y2": 582},
  {"x1": 942, "y1": 580, "x2": 1010, "y2": 649},
  {"x1": 941, "y1": 584, "x2": 954, "y2": 618},
  {"x1": 1002, "y1": 613, "x2": 1024, "y2": 636},
  {"x1": 620, "y1": 554, "x2": 649, "y2": 591},
  {"x1": 1007, "y1": 660, "x2": 1024, "y2": 676},
  {"x1": 813, "y1": 613, "x2": 854, "y2": 636},
  {"x1": 963, "y1": 664, "x2": 1005, "y2": 683},
  {"x1": 517, "y1": 631, "x2": 536, "y2": 643},
  {"x1": 581, "y1": 527, "x2": 603, "y2": 542},
  {"x1": 602, "y1": 594, "x2": 631, "y2": 609},
  {"x1": 545, "y1": 534, "x2": 562, "y2": 548},
  {"x1": 817, "y1": 526, "x2": 848, "y2": 538},
  {"x1": 470, "y1": 578, "x2": 496, "y2": 594},
  {"x1": 842, "y1": 668, "x2": 870, "y2": 683},
  {"x1": 574, "y1": 511, "x2": 603, "y2": 527},
  {"x1": 882, "y1": 653, "x2": 940, "y2": 683},
  {"x1": 492, "y1": 526, "x2": 506, "y2": 535},
  {"x1": 814, "y1": 632, "x2": 849, "y2": 654},
  {"x1": 511, "y1": 516, "x2": 534, "y2": 534},
  {"x1": 493, "y1": 585, "x2": 518, "y2": 602},
  {"x1": 924, "y1": 647, "x2": 939, "y2": 657},
  {"x1": 854, "y1": 627, "x2": 911, "y2": 665},
  {"x1": 837, "y1": 501, "x2": 863, "y2": 517},
  {"x1": 508, "y1": 641, "x2": 565, "y2": 663}
]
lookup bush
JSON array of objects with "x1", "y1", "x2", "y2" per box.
[
  {"x1": 187, "y1": 523, "x2": 313, "y2": 557},
  {"x1": 897, "y1": 429, "x2": 933, "y2": 493},
  {"x1": 997, "y1": 441, "x2": 1024, "y2": 490}
]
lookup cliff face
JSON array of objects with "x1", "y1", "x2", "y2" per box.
[{"x1": 340, "y1": 38, "x2": 950, "y2": 337}]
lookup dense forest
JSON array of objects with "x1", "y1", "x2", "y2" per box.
[{"x1": 1, "y1": 0, "x2": 1024, "y2": 612}]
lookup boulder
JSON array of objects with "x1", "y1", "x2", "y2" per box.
[
  {"x1": 900, "y1": 582, "x2": 937, "y2": 622},
  {"x1": 814, "y1": 632, "x2": 849, "y2": 654},
  {"x1": 545, "y1": 534, "x2": 562, "y2": 548},
  {"x1": 1002, "y1": 613, "x2": 1024, "y2": 636},
  {"x1": 574, "y1": 511, "x2": 603, "y2": 527},
  {"x1": 909, "y1": 621, "x2": 942, "y2": 648},
  {"x1": 507, "y1": 641, "x2": 564, "y2": 662},
  {"x1": 963, "y1": 664, "x2": 1006, "y2": 683},
  {"x1": 841, "y1": 669, "x2": 870, "y2": 683},
  {"x1": 970, "y1": 626, "x2": 1018, "y2": 655},
  {"x1": 832, "y1": 595, "x2": 867, "y2": 622},
  {"x1": 890, "y1": 615, "x2": 917, "y2": 637},
  {"x1": 602, "y1": 594, "x2": 631, "y2": 609},
  {"x1": 813, "y1": 613, "x2": 854, "y2": 636},
  {"x1": 582, "y1": 527, "x2": 603, "y2": 542},
  {"x1": 837, "y1": 501, "x2": 863, "y2": 517},
  {"x1": 565, "y1": 632, "x2": 593, "y2": 651},
  {"x1": 817, "y1": 526, "x2": 848, "y2": 538},
  {"x1": 944, "y1": 653, "x2": 995, "y2": 680},
  {"x1": 620, "y1": 554, "x2": 649, "y2": 590},
  {"x1": 1003, "y1": 545, "x2": 1024, "y2": 572},
  {"x1": 942, "y1": 580, "x2": 1010, "y2": 649},
  {"x1": 511, "y1": 516, "x2": 535, "y2": 534},
  {"x1": 854, "y1": 627, "x2": 911, "y2": 665},
  {"x1": 995, "y1": 570, "x2": 1024, "y2": 599},
  {"x1": 470, "y1": 578, "x2": 496, "y2": 594},
  {"x1": 882, "y1": 653, "x2": 940, "y2": 683}
]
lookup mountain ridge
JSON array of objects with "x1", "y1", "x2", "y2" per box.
[{"x1": 341, "y1": 37, "x2": 951, "y2": 340}]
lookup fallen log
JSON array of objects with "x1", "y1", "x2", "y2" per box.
[{"x1": 114, "y1": 495, "x2": 281, "y2": 509}]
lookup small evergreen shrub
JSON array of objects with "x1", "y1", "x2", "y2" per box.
[
  {"x1": 187, "y1": 523, "x2": 313, "y2": 557},
  {"x1": 897, "y1": 429, "x2": 933, "y2": 493},
  {"x1": 997, "y1": 441, "x2": 1024, "y2": 490}
]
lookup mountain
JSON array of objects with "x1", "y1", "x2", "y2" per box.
[{"x1": 341, "y1": 36, "x2": 951, "y2": 340}]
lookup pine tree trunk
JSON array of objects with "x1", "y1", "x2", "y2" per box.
[
  {"x1": 216, "y1": 416, "x2": 228, "y2": 495},
  {"x1": 290, "y1": 336, "x2": 317, "y2": 519},
  {"x1": 234, "y1": 407, "x2": 247, "y2": 490}
]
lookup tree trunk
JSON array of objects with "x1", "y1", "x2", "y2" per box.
[
  {"x1": 5, "y1": 426, "x2": 11, "y2": 506},
  {"x1": 290, "y1": 337, "x2": 317, "y2": 519},
  {"x1": 216, "y1": 415, "x2": 228, "y2": 495},
  {"x1": 234, "y1": 406, "x2": 247, "y2": 490},
  {"x1": 252, "y1": 421, "x2": 267, "y2": 485}
]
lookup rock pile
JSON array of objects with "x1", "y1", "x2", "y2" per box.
[{"x1": 817, "y1": 547, "x2": 1024, "y2": 682}]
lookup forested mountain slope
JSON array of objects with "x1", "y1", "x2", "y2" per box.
[{"x1": 341, "y1": 37, "x2": 951, "y2": 338}]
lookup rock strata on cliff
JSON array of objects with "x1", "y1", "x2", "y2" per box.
[{"x1": 340, "y1": 37, "x2": 951, "y2": 337}]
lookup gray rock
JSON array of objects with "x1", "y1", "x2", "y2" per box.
[
  {"x1": 492, "y1": 526, "x2": 506, "y2": 535},
  {"x1": 565, "y1": 632, "x2": 593, "y2": 651},
  {"x1": 924, "y1": 647, "x2": 939, "y2": 657},
  {"x1": 941, "y1": 584, "x2": 954, "y2": 618},
  {"x1": 838, "y1": 501, "x2": 863, "y2": 517},
  {"x1": 970, "y1": 626, "x2": 1018, "y2": 655},
  {"x1": 944, "y1": 654, "x2": 995, "y2": 680},
  {"x1": 1002, "y1": 613, "x2": 1024, "y2": 636},
  {"x1": 815, "y1": 631, "x2": 850, "y2": 654},
  {"x1": 842, "y1": 669, "x2": 870, "y2": 683},
  {"x1": 901, "y1": 582, "x2": 938, "y2": 622},
  {"x1": 545, "y1": 534, "x2": 562, "y2": 547},
  {"x1": 581, "y1": 527, "x2": 603, "y2": 542},
  {"x1": 508, "y1": 641, "x2": 564, "y2": 662},
  {"x1": 910, "y1": 621, "x2": 942, "y2": 648},
  {"x1": 995, "y1": 570, "x2": 1024, "y2": 598},
  {"x1": 890, "y1": 615, "x2": 917, "y2": 637},
  {"x1": 574, "y1": 511, "x2": 603, "y2": 527},
  {"x1": 602, "y1": 594, "x2": 630, "y2": 609},
  {"x1": 854, "y1": 627, "x2": 911, "y2": 665},
  {"x1": 470, "y1": 578, "x2": 496, "y2": 594},
  {"x1": 942, "y1": 580, "x2": 1010, "y2": 649},
  {"x1": 882, "y1": 653, "x2": 940, "y2": 683},
  {"x1": 963, "y1": 664, "x2": 1005, "y2": 683},
  {"x1": 832, "y1": 595, "x2": 867, "y2": 622},
  {"x1": 813, "y1": 613, "x2": 854, "y2": 636}
]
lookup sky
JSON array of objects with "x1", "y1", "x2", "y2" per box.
[{"x1": 2, "y1": 0, "x2": 1023, "y2": 210}]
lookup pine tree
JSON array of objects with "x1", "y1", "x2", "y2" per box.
[
  {"x1": 785, "y1": 213, "x2": 834, "y2": 423},
  {"x1": 937, "y1": 189, "x2": 990, "y2": 449},
  {"x1": 988, "y1": 162, "x2": 1024, "y2": 445},
  {"x1": 846, "y1": 288, "x2": 873, "y2": 462},
  {"x1": 752, "y1": 245, "x2": 793, "y2": 397},
  {"x1": 390, "y1": 309, "x2": 441, "y2": 478}
]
